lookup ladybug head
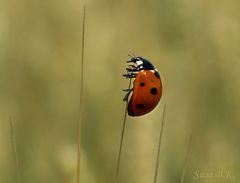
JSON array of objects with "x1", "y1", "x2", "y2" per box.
[
  {"x1": 130, "y1": 57, "x2": 155, "y2": 70},
  {"x1": 127, "y1": 56, "x2": 160, "y2": 78}
]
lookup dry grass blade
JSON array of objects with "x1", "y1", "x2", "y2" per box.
[
  {"x1": 77, "y1": 5, "x2": 86, "y2": 183},
  {"x1": 153, "y1": 104, "x2": 166, "y2": 183},
  {"x1": 115, "y1": 78, "x2": 132, "y2": 183},
  {"x1": 180, "y1": 133, "x2": 193, "y2": 183},
  {"x1": 10, "y1": 118, "x2": 24, "y2": 183}
]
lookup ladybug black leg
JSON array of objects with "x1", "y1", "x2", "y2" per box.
[
  {"x1": 126, "y1": 68, "x2": 139, "y2": 72},
  {"x1": 126, "y1": 63, "x2": 140, "y2": 72},
  {"x1": 126, "y1": 60, "x2": 135, "y2": 63},
  {"x1": 123, "y1": 73, "x2": 137, "y2": 78},
  {"x1": 123, "y1": 88, "x2": 133, "y2": 101},
  {"x1": 127, "y1": 64, "x2": 138, "y2": 69}
]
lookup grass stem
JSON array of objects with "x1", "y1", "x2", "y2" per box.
[
  {"x1": 180, "y1": 133, "x2": 192, "y2": 183},
  {"x1": 153, "y1": 104, "x2": 166, "y2": 183},
  {"x1": 10, "y1": 118, "x2": 24, "y2": 183},
  {"x1": 77, "y1": 5, "x2": 86, "y2": 183},
  {"x1": 115, "y1": 78, "x2": 132, "y2": 183}
]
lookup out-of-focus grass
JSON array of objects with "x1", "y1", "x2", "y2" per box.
[{"x1": 1, "y1": 0, "x2": 240, "y2": 183}]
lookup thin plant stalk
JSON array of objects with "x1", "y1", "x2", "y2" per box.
[
  {"x1": 10, "y1": 119, "x2": 24, "y2": 183},
  {"x1": 153, "y1": 104, "x2": 166, "y2": 183},
  {"x1": 77, "y1": 5, "x2": 86, "y2": 183},
  {"x1": 180, "y1": 133, "x2": 193, "y2": 183},
  {"x1": 115, "y1": 78, "x2": 132, "y2": 183}
]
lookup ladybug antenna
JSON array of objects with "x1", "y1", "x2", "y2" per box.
[
  {"x1": 127, "y1": 53, "x2": 137, "y2": 63},
  {"x1": 128, "y1": 53, "x2": 136, "y2": 58},
  {"x1": 128, "y1": 53, "x2": 133, "y2": 58}
]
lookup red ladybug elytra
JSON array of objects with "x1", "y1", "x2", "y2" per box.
[{"x1": 123, "y1": 56, "x2": 163, "y2": 116}]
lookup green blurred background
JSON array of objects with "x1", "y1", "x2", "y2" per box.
[{"x1": 0, "y1": 0, "x2": 240, "y2": 183}]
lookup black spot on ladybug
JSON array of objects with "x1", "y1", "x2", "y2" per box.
[
  {"x1": 140, "y1": 82, "x2": 145, "y2": 87},
  {"x1": 136, "y1": 104, "x2": 145, "y2": 109},
  {"x1": 150, "y1": 87, "x2": 158, "y2": 95}
]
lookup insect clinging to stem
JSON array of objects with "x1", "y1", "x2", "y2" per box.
[{"x1": 123, "y1": 55, "x2": 163, "y2": 116}]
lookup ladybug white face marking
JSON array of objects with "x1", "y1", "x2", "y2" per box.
[{"x1": 136, "y1": 60, "x2": 143, "y2": 66}]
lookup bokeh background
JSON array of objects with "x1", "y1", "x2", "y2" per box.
[{"x1": 0, "y1": 0, "x2": 240, "y2": 183}]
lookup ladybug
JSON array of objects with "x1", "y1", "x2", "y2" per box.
[{"x1": 123, "y1": 56, "x2": 163, "y2": 116}]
